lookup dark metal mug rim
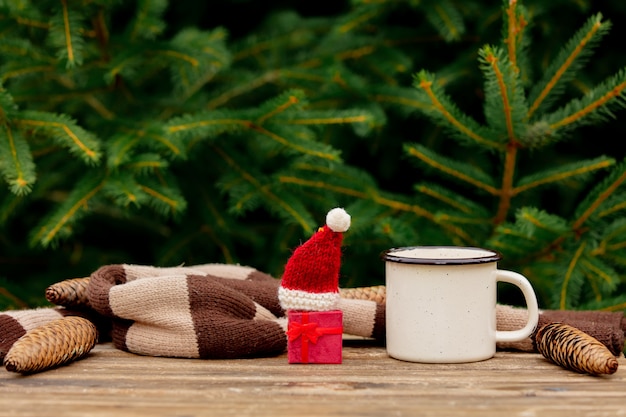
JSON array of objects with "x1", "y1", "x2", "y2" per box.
[{"x1": 381, "y1": 246, "x2": 502, "y2": 265}]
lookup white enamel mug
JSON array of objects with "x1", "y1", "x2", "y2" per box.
[{"x1": 382, "y1": 246, "x2": 539, "y2": 363}]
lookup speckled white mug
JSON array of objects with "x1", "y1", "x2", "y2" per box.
[{"x1": 382, "y1": 246, "x2": 539, "y2": 363}]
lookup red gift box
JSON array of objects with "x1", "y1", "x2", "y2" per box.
[{"x1": 287, "y1": 310, "x2": 343, "y2": 364}]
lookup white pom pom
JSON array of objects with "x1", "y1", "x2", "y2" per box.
[{"x1": 326, "y1": 207, "x2": 351, "y2": 232}]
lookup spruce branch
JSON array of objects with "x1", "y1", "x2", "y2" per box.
[
  {"x1": 0, "y1": 191, "x2": 24, "y2": 225},
  {"x1": 545, "y1": 68, "x2": 626, "y2": 133},
  {"x1": 0, "y1": 125, "x2": 36, "y2": 195},
  {"x1": 103, "y1": 47, "x2": 146, "y2": 85},
  {"x1": 519, "y1": 163, "x2": 626, "y2": 307},
  {"x1": 1, "y1": 65, "x2": 56, "y2": 82},
  {"x1": 580, "y1": 257, "x2": 619, "y2": 296},
  {"x1": 168, "y1": 90, "x2": 362, "y2": 161},
  {"x1": 165, "y1": 110, "x2": 248, "y2": 139},
  {"x1": 278, "y1": 175, "x2": 371, "y2": 200},
  {"x1": 599, "y1": 218, "x2": 626, "y2": 246},
  {"x1": 503, "y1": 0, "x2": 528, "y2": 73},
  {"x1": 414, "y1": 182, "x2": 491, "y2": 216},
  {"x1": 558, "y1": 241, "x2": 587, "y2": 309},
  {"x1": 573, "y1": 159, "x2": 626, "y2": 229},
  {"x1": 103, "y1": 172, "x2": 146, "y2": 208},
  {"x1": 253, "y1": 124, "x2": 343, "y2": 161},
  {"x1": 413, "y1": 70, "x2": 504, "y2": 150},
  {"x1": 0, "y1": 84, "x2": 18, "y2": 123},
  {"x1": 165, "y1": 27, "x2": 232, "y2": 96},
  {"x1": 370, "y1": 85, "x2": 430, "y2": 115},
  {"x1": 30, "y1": 172, "x2": 105, "y2": 248},
  {"x1": 516, "y1": 120, "x2": 553, "y2": 149},
  {"x1": 277, "y1": 159, "x2": 379, "y2": 202},
  {"x1": 205, "y1": 69, "x2": 282, "y2": 109},
  {"x1": 277, "y1": 167, "x2": 477, "y2": 244},
  {"x1": 231, "y1": 12, "x2": 321, "y2": 62},
  {"x1": 15, "y1": 111, "x2": 102, "y2": 164},
  {"x1": 488, "y1": 222, "x2": 539, "y2": 257},
  {"x1": 48, "y1": 1, "x2": 85, "y2": 68},
  {"x1": 256, "y1": 92, "x2": 303, "y2": 125},
  {"x1": 596, "y1": 193, "x2": 626, "y2": 219},
  {"x1": 278, "y1": 110, "x2": 374, "y2": 133},
  {"x1": 494, "y1": 141, "x2": 518, "y2": 225},
  {"x1": 515, "y1": 207, "x2": 570, "y2": 240},
  {"x1": 213, "y1": 145, "x2": 316, "y2": 234},
  {"x1": 277, "y1": 171, "x2": 435, "y2": 220},
  {"x1": 129, "y1": 126, "x2": 186, "y2": 160},
  {"x1": 333, "y1": 3, "x2": 384, "y2": 35},
  {"x1": 0, "y1": 9, "x2": 49, "y2": 30},
  {"x1": 581, "y1": 295, "x2": 626, "y2": 313},
  {"x1": 128, "y1": 0, "x2": 168, "y2": 41},
  {"x1": 106, "y1": 133, "x2": 141, "y2": 169},
  {"x1": 92, "y1": 7, "x2": 109, "y2": 58},
  {"x1": 433, "y1": 212, "x2": 493, "y2": 227},
  {"x1": 606, "y1": 240, "x2": 626, "y2": 253},
  {"x1": 108, "y1": 125, "x2": 185, "y2": 169},
  {"x1": 480, "y1": 45, "x2": 528, "y2": 142},
  {"x1": 527, "y1": 13, "x2": 611, "y2": 118},
  {"x1": 0, "y1": 37, "x2": 56, "y2": 66},
  {"x1": 404, "y1": 143, "x2": 499, "y2": 195},
  {"x1": 370, "y1": 191, "x2": 476, "y2": 243},
  {"x1": 422, "y1": 0, "x2": 465, "y2": 42},
  {"x1": 513, "y1": 156, "x2": 615, "y2": 195},
  {"x1": 123, "y1": 153, "x2": 169, "y2": 174},
  {"x1": 136, "y1": 177, "x2": 187, "y2": 218}
]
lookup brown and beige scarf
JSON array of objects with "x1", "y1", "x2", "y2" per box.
[{"x1": 1, "y1": 263, "x2": 625, "y2": 368}]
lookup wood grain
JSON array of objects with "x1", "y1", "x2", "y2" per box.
[{"x1": 1, "y1": 341, "x2": 625, "y2": 417}]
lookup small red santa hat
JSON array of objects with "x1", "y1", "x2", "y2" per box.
[{"x1": 278, "y1": 207, "x2": 351, "y2": 311}]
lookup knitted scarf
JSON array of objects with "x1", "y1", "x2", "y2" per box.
[{"x1": 2, "y1": 263, "x2": 625, "y2": 366}]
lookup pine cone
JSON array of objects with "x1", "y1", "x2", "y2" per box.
[
  {"x1": 340, "y1": 285, "x2": 386, "y2": 304},
  {"x1": 3, "y1": 316, "x2": 98, "y2": 374},
  {"x1": 46, "y1": 277, "x2": 91, "y2": 308},
  {"x1": 535, "y1": 322, "x2": 619, "y2": 375}
]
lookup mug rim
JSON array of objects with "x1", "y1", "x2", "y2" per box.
[{"x1": 381, "y1": 246, "x2": 502, "y2": 265}]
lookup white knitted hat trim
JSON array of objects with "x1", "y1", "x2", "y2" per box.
[{"x1": 278, "y1": 287, "x2": 340, "y2": 311}]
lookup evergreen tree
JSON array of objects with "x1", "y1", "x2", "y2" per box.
[{"x1": 1, "y1": 0, "x2": 626, "y2": 311}]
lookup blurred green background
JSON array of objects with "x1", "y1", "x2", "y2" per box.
[{"x1": 2, "y1": 0, "x2": 626, "y2": 309}]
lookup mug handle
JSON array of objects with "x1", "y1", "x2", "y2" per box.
[{"x1": 495, "y1": 270, "x2": 540, "y2": 343}]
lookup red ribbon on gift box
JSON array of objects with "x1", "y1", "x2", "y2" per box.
[{"x1": 287, "y1": 313, "x2": 343, "y2": 363}]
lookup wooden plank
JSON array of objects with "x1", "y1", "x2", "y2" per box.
[{"x1": 1, "y1": 341, "x2": 625, "y2": 417}]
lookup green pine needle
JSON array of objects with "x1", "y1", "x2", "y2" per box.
[
  {"x1": 136, "y1": 177, "x2": 187, "y2": 218},
  {"x1": 0, "y1": 125, "x2": 36, "y2": 195},
  {"x1": 47, "y1": 3, "x2": 85, "y2": 69},
  {"x1": 544, "y1": 67, "x2": 626, "y2": 134},
  {"x1": 527, "y1": 13, "x2": 611, "y2": 118},
  {"x1": 513, "y1": 156, "x2": 615, "y2": 194},
  {"x1": 30, "y1": 172, "x2": 105, "y2": 248},
  {"x1": 574, "y1": 158, "x2": 626, "y2": 226},
  {"x1": 414, "y1": 182, "x2": 491, "y2": 216},
  {"x1": 412, "y1": 70, "x2": 504, "y2": 150},
  {"x1": 515, "y1": 207, "x2": 570, "y2": 239},
  {"x1": 404, "y1": 142, "x2": 499, "y2": 195},
  {"x1": 15, "y1": 110, "x2": 102, "y2": 165},
  {"x1": 128, "y1": 0, "x2": 168, "y2": 40},
  {"x1": 165, "y1": 27, "x2": 232, "y2": 95},
  {"x1": 422, "y1": 0, "x2": 465, "y2": 42},
  {"x1": 479, "y1": 45, "x2": 529, "y2": 141},
  {"x1": 103, "y1": 172, "x2": 149, "y2": 208},
  {"x1": 0, "y1": 85, "x2": 18, "y2": 123},
  {"x1": 554, "y1": 241, "x2": 587, "y2": 309}
]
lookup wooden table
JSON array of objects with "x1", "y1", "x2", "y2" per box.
[{"x1": 1, "y1": 340, "x2": 625, "y2": 417}]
